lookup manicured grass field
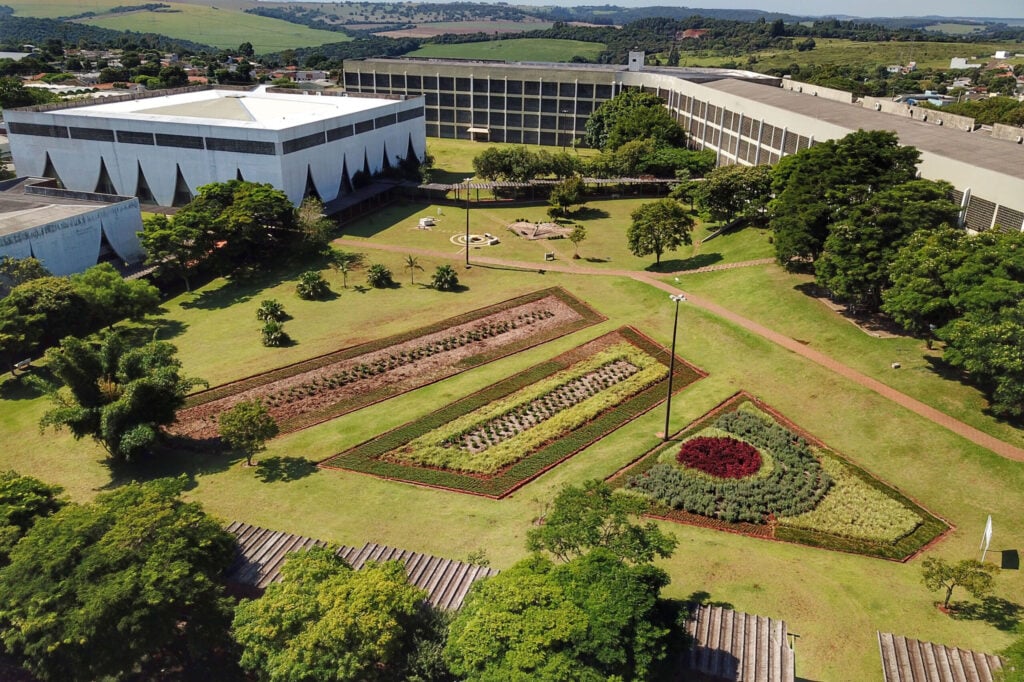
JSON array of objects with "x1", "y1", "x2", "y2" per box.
[
  {"x1": 338, "y1": 199, "x2": 771, "y2": 272},
  {"x1": 408, "y1": 38, "x2": 606, "y2": 63},
  {"x1": 4, "y1": 0, "x2": 348, "y2": 51},
  {"x1": 1, "y1": 139, "x2": 1022, "y2": 680}
]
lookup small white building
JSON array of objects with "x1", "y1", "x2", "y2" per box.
[
  {"x1": 5, "y1": 86, "x2": 426, "y2": 207},
  {"x1": 0, "y1": 177, "x2": 144, "y2": 276},
  {"x1": 994, "y1": 50, "x2": 1012, "y2": 59}
]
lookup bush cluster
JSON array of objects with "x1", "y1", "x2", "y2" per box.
[
  {"x1": 626, "y1": 410, "x2": 831, "y2": 523},
  {"x1": 676, "y1": 436, "x2": 762, "y2": 479}
]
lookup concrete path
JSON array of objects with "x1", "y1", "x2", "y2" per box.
[{"x1": 336, "y1": 238, "x2": 1024, "y2": 462}]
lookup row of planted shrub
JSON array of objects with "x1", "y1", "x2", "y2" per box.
[
  {"x1": 398, "y1": 346, "x2": 664, "y2": 474},
  {"x1": 263, "y1": 312, "x2": 555, "y2": 409},
  {"x1": 185, "y1": 287, "x2": 604, "y2": 408},
  {"x1": 625, "y1": 409, "x2": 832, "y2": 523},
  {"x1": 321, "y1": 331, "x2": 702, "y2": 497}
]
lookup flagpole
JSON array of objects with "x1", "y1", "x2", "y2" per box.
[{"x1": 980, "y1": 515, "x2": 992, "y2": 563}]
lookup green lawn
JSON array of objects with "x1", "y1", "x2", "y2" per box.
[
  {"x1": 4, "y1": 0, "x2": 348, "y2": 51},
  {"x1": 2, "y1": 139, "x2": 1023, "y2": 680},
  {"x1": 674, "y1": 262, "x2": 1024, "y2": 450},
  {"x1": 408, "y1": 38, "x2": 606, "y2": 63}
]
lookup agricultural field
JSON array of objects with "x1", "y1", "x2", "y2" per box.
[
  {"x1": 407, "y1": 38, "x2": 606, "y2": 63},
  {"x1": 2, "y1": 0, "x2": 348, "y2": 51},
  {"x1": 924, "y1": 23, "x2": 988, "y2": 35},
  {"x1": 375, "y1": 20, "x2": 554, "y2": 39},
  {"x1": 676, "y1": 38, "x2": 1024, "y2": 71},
  {"x1": 0, "y1": 138, "x2": 1022, "y2": 680}
]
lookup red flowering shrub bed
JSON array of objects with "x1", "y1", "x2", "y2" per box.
[{"x1": 677, "y1": 436, "x2": 761, "y2": 478}]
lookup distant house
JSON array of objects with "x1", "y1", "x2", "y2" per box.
[
  {"x1": 994, "y1": 50, "x2": 1012, "y2": 59},
  {"x1": 678, "y1": 28, "x2": 710, "y2": 40}
]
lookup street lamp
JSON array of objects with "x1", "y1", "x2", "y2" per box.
[
  {"x1": 663, "y1": 293, "x2": 686, "y2": 442},
  {"x1": 465, "y1": 189, "x2": 471, "y2": 268}
]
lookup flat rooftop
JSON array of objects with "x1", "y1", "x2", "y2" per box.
[
  {"x1": 41, "y1": 89, "x2": 401, "y2": 130},
  {"x1": 0, "y1": 178, "x2": 120, "y2": 237},
  {"x1": 703, "y1": 79, "x2": 1024, "y2": 181}
]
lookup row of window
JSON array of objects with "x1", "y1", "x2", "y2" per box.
[
  {"x1": 343, "y1": 72, "x2": 615, "y2": 99},
  {"x1": 425, "y1": 109, "x2": 585, "y2": 129},
  {"x1": 9, "y1": 106, "x2": 424, "y2": 157}
]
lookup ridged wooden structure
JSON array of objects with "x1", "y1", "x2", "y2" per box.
[
  {"x1": 225, "y1": 521, "x2": 498, "y2": 610},
  {"x1": 685, "y1": 604, "x2": 796, "y2": 682},
  {"x1": 878, "y1": 632, "x2": 1004, "y2": 682}
]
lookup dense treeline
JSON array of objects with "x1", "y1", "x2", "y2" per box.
[{"x1": 922, "y1": 94, "x2": 1024, "y2": 125}]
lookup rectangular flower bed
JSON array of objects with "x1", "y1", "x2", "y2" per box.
[
  {"x1": 319, "y1": 327, "x2": 705, "y2": 498},
  {"x1": 609, "y1": 393, "x2": 950, "y2": 561},
  {"x1": 171, "y1": 287, "x2": 604, "y2": 440}
]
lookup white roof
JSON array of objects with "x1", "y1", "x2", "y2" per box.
[{"x1": 44, "y1": 89, "x2": 399, "y2": 130}]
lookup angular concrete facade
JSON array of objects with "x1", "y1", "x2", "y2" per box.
[{"x1": 6, "y1": 87, "x2": 426, "y2": 208}]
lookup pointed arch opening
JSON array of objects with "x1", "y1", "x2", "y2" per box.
[
  {"x1": 94, "y1": 158, "x2": 117, "y2": 195},
  {"x1": 303, "y1": 166, "x2": 322, "y2": 203},
  {"x1": 41, "y1": 152, "x2": 64, "y2": 188},
  {"x1": 171, "y1": 165, "x2": 193, "y2": 207},
  {"x1": 134, "y1": 162, "x2": 155, "y2": 204}
]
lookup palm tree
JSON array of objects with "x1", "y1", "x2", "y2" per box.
[
  {"x1": 404, "y1": 255, "x2": 424, "y2": 285},
  {"x1": 334, "y1": 260, "x2": 350, "y2": 288}
]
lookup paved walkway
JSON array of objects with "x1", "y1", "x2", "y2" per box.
[{"x1": 336, "y1": 238, "x2": 1024, "y2": 462}]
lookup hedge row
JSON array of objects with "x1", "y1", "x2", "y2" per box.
[
  {"x1": 320, "y1": 328, "x2": 703, "y2": 498},
  {"x1": 185, "y1": 286, "x2": 604, "y2": 408}
]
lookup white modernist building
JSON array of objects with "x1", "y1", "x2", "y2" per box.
[
  {"x1": 5, "y1": 87, "x2": 427, "y2": 207},
  {"x1": 0, "y1": 177, "x2": 144, "y2": 276}
]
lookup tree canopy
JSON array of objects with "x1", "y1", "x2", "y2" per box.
[
  {"x1": 445, "y1": 550, "x2": 672, "y2": 681},
  {"x1": 219, "y1": 400, "x2": 279, "y2": 466},
  {"x1": 920, "y1": 557, "x2": 997, "y2": 610},
  {"x1": 626, "y1": 199, "x2": 695, "y2": 265},
  {"x1": 38, "y1": 333, "x2": 204, "y2": 461},
  {"x1": 769, "y1": 130, "x2": 920, "y2": 268},
  {"x1": 0, "y1": 471, "x2": 64, "y2": 565},
  {"x1": 694, "y1": 164, "x2": 773, "y2": 223},
  {"x1": 0, "y1": 477, "x2": 236, "y2": 682},
  {"x1": 232, "y1": 546, "x2": 429, "y2": 682},
  {"x1": 527, "y1": 480, "x2": 678, "y2": 565},
  {"x1": 584, "y1": 90, "x2": 686, "y2": 151}
]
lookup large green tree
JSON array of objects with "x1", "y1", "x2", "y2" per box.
[
  {"x1": 139, "y1": 213, "x2": 206, "y2": 291},
  {"x1": 694, "y1": 164, "x2": 773, "y2": 223},
  {"x1": 626, "y1": 199, "x2": 695, "y2": 265},
  {"x1": 527, "y1": 480, "x2": 677, "y2": 564},
  {"x1": 0, "y1": 256, "x2": 49, "y2": 297},
  {"x1": 584, "y1": 90, "x2": 686, "y2": 151},
  {"x1": 70, "y1": 262, "x2": 161, "y2": 329},
  {"x1": 445, "y1": 550, "x2": 672, "y2": 681},
  {"x1": 769, "y1": 130, "x2": 920, "y2": 268},
  {"x1": 920, "y1": 557, "x2": 997, "y2": 610},
  {"x1": 0, "y1": 478, "x2": 236, "y2": 682},
  {"x1": 0, "y1": 471, "x2": 64, "y2": 565},
  {"x1": 232, "y1": 546, "x2": 429, "y2": 682},
  {"x1": 813, "y1": 179, "x2": 958, "y2": 311},
  {"x1": 941, "y1": 300, "x2": 1024, "y2": 419},
  {"x1": 38, "y1": 333, "x2": 204, "y2": 461}
]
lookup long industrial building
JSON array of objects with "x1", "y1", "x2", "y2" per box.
[
  {"x1": 5, "y1": 86, "x2": 427, "y2": 208},
  {"x1": 343, "y1": 57, "x2": 1024, "y2": 233}
]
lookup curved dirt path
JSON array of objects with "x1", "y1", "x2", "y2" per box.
[{"x1": 336, "y1": 237, "x2": 1024, "y2": 462}]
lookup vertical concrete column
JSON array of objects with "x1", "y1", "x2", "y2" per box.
[
  {"x1": 959, "y1": 188, "x2": 970, "y2": 228},
  {"x1": 754, "y1": 119, "x2": 764, "y2": 166}
]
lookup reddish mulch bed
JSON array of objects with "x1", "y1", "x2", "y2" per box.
[{"x1": 171, "y1": 288, "x2": 602, "y2": 440}]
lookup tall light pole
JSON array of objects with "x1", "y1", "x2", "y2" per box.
[
  {"x1": 465, "y1": 189, "x2": 471, "y2": 268},
  {"x1": 663, "y1": 293, "x2": 686, "y2": 442}
]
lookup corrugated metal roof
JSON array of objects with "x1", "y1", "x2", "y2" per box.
[
  {"x1": 685, "y1": 604, "x2": 796, "y2": 682},
  {"x1": 878, "y1": 632, "x2": 1004, "y2": 682},
  {"x1": 225, "y1": 521, "x2": 498, "y2": 610}
]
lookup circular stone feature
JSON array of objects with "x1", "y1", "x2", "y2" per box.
[{"x1": 677, "y1": 436, "x2": 762, "y2": 479}]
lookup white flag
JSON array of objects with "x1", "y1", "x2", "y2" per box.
[{"x1": 980, "y1": 515, "x2": 993, "y2": 558}]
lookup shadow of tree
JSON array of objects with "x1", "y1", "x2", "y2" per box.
[
  {"x1": 0, "y1": 367, "x2": 54, "y2": 401},
  {"x1": 571, "y1": 206, "x2": 610, "y2": 220},
  {"x1": 254, "y1": 456, "x2": 318, "y2": 483},
  {"x1": 99, "y1": 436, "x2": 238, "y2": 491},
  {"x1": 645, "y1": 253, "x2": 723, "y2": 273},
  {"x1": 951, "y1": 596, "x2": 1022, "y2": 631},
  {"x1": 685, "y1": 590, "x2": 735, "y2": 610}
]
